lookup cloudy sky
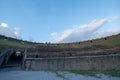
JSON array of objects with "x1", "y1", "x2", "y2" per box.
[{"x1": 0, "y1": 0, "x2": 120, "y2": 43}]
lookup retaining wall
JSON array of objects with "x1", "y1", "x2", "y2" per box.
[{"x1": 24, "y1": 54, "x2": 120, "y2": 70}]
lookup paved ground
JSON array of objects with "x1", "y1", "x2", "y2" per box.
[{"x1": 0, "y1": 69, "x2": 120, "y2": 80}]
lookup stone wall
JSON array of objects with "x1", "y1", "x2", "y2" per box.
[{"x1": 24, "y1": 54, "x2": 120, "y2": 70}]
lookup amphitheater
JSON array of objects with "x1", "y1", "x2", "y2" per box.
[{"x1": 0, "y1": 34, "x2": 120, "y2": 70}]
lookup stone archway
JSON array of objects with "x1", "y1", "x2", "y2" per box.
[{"x1": 7, "y1": 50, "x2": 23, "y2": 67}]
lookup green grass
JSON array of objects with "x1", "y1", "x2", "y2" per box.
[
  {"x1": 0, "y1": 39, "x2": 35, "y2": 54},
  {"x1": 68, "y1": 70, "x2": 97, "y2": 76},
  {"x1": 60, "y1": 45, "x2": 68, "y2": 49},
  {"x1": 92, "y1": 36, "x2": 120, "y2": 46},
  {"x1": 0, "y1": 39, "x2": 35, "y2": 48},
  {"x1": 100, "y1": 70, "x2": 120, "y2": 77},
  {"x1": 0, "y1": 34, "x2": 120, "y2": 53},
  {"x1": 60, "y1": 35, "x2": 120, "y2": 49},
  {"x1": 68, "y1": 70, "x2": 120, "y2": 77}
]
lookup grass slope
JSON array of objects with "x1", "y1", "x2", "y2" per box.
[
  {"x1": 0, "y1": 39, "x2": 35, "y2": 53},
  {"x1": 0, "y1": 39, "x2": 35, "y2": 48},
  {"x1": 60, "y1": 34, "x2": 120, "y2": 49}
]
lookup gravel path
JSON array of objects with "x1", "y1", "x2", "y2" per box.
[{"x1": 0, "y1": 70, "x2": 120, "y2": 80}]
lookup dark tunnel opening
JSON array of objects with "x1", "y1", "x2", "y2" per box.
[{"x1": 7, "y1": 51, "x2": 23, "y2": 67}]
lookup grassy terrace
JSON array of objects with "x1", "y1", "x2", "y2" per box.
[
  {"x1": 0, "y1": 39, "x2": 35, "y2": 48},
  {"x1": 60, "y1": 34, "x2": 120, "y2": 49},
  {"x1": 0, "y1": 34, "x2": 120, "y2": 52},
  {"x1": 0, "y1": 39, "x2": 35, "y2": 53},
  {"x1": 0, "y1": 34, "x2": 120, "y2": 51}
]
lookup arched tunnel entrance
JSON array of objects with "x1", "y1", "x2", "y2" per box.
[{"x1": 6, "y1": 50, "x2": 23, "y2": 68}]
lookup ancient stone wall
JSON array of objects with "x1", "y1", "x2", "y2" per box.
[{"x1": 24, "y1": 54, "x2": 120, "y2": 70}]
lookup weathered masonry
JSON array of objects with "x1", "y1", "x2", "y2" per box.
[{"x1": 24, "y1": 54, "x2": 120, "y2": 70}]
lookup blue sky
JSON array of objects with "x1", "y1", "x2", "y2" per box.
[{"x1": 0, "y1": 0, "x2": 120, "y2": 43}]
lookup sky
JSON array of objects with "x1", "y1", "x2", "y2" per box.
[{"x1": 0, "y1": 0, "x2": 120, "y2": 43}]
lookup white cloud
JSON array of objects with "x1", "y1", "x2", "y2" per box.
[
  {"x1": 0, "y1": 23, "x2": 21, "y2": 39},
  {"x1": 54, "y1": 29, "x2": 73, "y2": 42},
  {"x1": 51, "y1": 32, "x2": 57, "y2": 36},
  {"x1": 14, "y1": 27, "x2": 21, "y2": 36},
  {"x1": 0, "y1": 23, "x2": 8, "y2": 28},
  {"x1": 51, "y1": 17, "x2": 120, "y2": 43}
]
